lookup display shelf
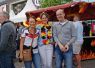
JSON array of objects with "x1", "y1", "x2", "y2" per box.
[{"x1": 84, "y1": 36, "x2": 95, "y2": 38}]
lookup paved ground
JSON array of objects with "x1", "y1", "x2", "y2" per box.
[
  {"x1": 14, "y1": 58, "x2": 95, "y2": 68},
  {"x1": 15, "y1": 51, "x2": 95, "y2": 68},
  {"x1": 81, "y1": 59, "x2": 95, "y2": 68}
]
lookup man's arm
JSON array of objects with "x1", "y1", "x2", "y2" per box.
[
  {"x1": 0, "y1": 24, "x2": 11, "y2": 52},
  {"x1": 53, "y1": 25, "x2": 63, "y2": 46}
]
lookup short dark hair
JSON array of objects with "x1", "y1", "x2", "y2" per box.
[
  {"x1": 56, "y1": 9, "x2": 65, "y2": 14},
  {"x1": 0, "y1": 12, "x2": 9, "y2": 18}
]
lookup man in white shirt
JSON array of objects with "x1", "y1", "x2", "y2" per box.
[{"x1": 73, "y1": 14, "x2": 84, "y2": 68}]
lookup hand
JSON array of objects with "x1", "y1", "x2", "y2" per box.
[
  {"x1": 19, "y1": 53, "x2": 23, "y2": 61},
  {"x1": 51, "y1": 42, "x2": 55, "y2": 45},
  {"x1": 64, "y1": 44, "x2": 69, "y2": 52},
  {"x1": 59, "y1": 44, "x2": 66, "y2": 52}
]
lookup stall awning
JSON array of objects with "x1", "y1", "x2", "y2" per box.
[
  {"x1": 26, "y1": 2, "x2": 79, "y2": 17},
  {"x1": 26, "y1": 2, "x2": 95, "y2": 21}
]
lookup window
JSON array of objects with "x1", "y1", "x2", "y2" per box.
[{"x1": 10, "y1": 0, "x2": 27, "y2": 15}]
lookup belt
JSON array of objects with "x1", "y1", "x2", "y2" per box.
[
  {"x1": 23, "y1": 45, "x2": 31, "y2": 49},
  {"x1": 23, "y1": 45, "x2": 38, "y2": 49},
  {"x1": 32, "y1": 46, "x2": 38, "y2": 49}
]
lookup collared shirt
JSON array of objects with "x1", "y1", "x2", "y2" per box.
[
  {"x1": 53, "y1": 20, "x2": 76, "y2": 46},
  {"x1": 73, "y1": 21, "x2": 83, "y2": 43},
  {"x1": 21, "y1": 29, "x2": 38, "y2": 53},
  {"x1": 21, "y1": 29, "x2": 38, "y2": 47},
  {"x1": 59, "y1": 20, "x2": 68, "y2": 26}
]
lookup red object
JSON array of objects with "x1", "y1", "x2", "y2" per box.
[
  {"x1": 79, "y1": 5, "x2": 87, "y2": 13},
  {"x1": 79, "y1": 3, "x2": 88, "y2": 13},
  {"x1": 26, "y1": 21, "x2": 30, "y2": 25},
  {"x1": 36, "y1": 21, "x2": 43, "y2": 24},
  {"x1": 91, "y1": 23, "x2": 95, "y2": 33},
  {"x1": 26, "y1": 34, "x2": 38, "y2": 38},
  {"x1": 42, "y1": 39, "x2": 47, "y2": 44},
  {"x1": 91, "y1": 40, "x2": 95, "y2": 47}
]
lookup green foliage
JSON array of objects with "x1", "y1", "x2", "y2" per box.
[
  {"x1": 64, "y1": 0, "x2": 72, "y2": 2},
  {"x1": 40, "y1": 0, "x2": 61, "y2": 8},
  {"x1": 40, "y1": 0, "x2": 72, "y2": 8}
]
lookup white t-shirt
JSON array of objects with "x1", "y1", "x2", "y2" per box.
[{"x1": 21, "y1": 29, "x2": 38, "y2": 48}]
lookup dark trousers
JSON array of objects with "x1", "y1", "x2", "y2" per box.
[{"x1": 0, "y1": 54, "x2": 15, "y2": 68}]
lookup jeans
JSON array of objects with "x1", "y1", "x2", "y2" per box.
[
  {"x1": 38, "y1": 44, "x2": 53, "y2": 68},
  {"x1": 0, "y1": 54, "x2": 15, "y2": 68},
  {"x1": 24, "y1": 53, "x2": 41, "y2": 68},
  {"x1": 55, "y1": 45, "x2": 73, "y2": 68}
]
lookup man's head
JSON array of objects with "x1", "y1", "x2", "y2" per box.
[
  {"x1": 56, "y1": 9, "x2": 65, "y2": 22},
  {"x1": 73, "y1": 14, "x2": 80, "y2": 22},
  {"x1": 0, "y1": 12, "x2": 9, "y2": 24}
]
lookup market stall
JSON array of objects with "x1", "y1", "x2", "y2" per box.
[{"x1": 26, "y1": 2, "x2": 95, "y2": 60}]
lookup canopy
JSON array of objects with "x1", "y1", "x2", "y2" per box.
[
  {"x1": 9, "y1": 0, "x2": 37, "y2": 23},
  {"x1": 26, "y1": 2, "x2": 95, "y2": 21},
  {"x1": 26, "y1": 2, "x2": 79, "y2": 18}
]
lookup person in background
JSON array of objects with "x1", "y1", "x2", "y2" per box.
[
  {"x1": 36, "y1": 12, "x2": 53, "y2": 68},
  {"x1": 19, "y1": 16, "x2": 41, "y2": 68},
  {"x1": 53, "y1": 9, "x2": 76, "y2": 68},
  {"x1": 16, "y1": 22, "x2": 25, "y2": 50},
  {"x1": 73, "y1": 14, "x2": 84, "y2": 68},
  {"x1": 0, "y1": 12, "x2": 16, "y2": 68}
]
